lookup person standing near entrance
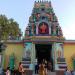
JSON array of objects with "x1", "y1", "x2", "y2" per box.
[
  {"x1": 47, "y1": 62, "x2": 52, "y2": 72},
  {"x1": 34, "y1": 59, "x2": 39, "y2": 74},
  {"x1": 18, "y1": 62, "x2": 24, "y2": 75},
  {"x1": 39, "y1": 62, "x2": 47, "y2": 75},
  {"x1": 46, "y1": 62, "x2": 52, "y2": 75},
  {"x1": 6, "y1": 67, "x2": 11, "y2": 75}
]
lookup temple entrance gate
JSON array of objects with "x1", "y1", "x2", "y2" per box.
[
  {"x1": 23, "y1": 0, "x2": 67, "y2": 71},
  {"x1": 35, "y1": 44, "x2": 52, "y2": 63}
]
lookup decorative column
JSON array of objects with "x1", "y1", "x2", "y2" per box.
[
  {"x1": 31, "y1": 43, "x2": 36, "y2": 64},
  {"x1": 24, "y1": 42, "x2": 32, "y2": 59},
  {"x1": 53, "y1": 43, "x2": 57, "y2": 64},
  {"x1": 53, "y1": 24, "x2": 56, "y2": 36}
]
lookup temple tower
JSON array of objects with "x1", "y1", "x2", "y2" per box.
[{"x1": 23, "y1": 0, "x2": 67, "y2": 71}]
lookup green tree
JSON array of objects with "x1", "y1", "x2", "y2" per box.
[{"x1": 0, "y1": 14, "x2": 21, "y2": 40}]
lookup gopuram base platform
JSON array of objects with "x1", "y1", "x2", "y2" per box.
[{"x1": 23, "y1": 70, "x2": 64, "y2": 75}]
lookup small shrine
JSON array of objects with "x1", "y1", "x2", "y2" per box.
[{"x1": 23, "y1": 0, "x2": 66, "y2": 71}]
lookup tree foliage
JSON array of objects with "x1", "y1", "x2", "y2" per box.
[{"x1": 0, "y1": 14, "x2": 21, "y2": 40}]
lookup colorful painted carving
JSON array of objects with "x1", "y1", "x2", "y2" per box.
[
  {"x1": 38, "y1": 22, "x2": 49, "y2": 34},
  {"x1": 35, "y1": 3, "x2": 40, "y2": 8},
  {"x1": 45, "y1": 3, "x2": 49, "y2": 8},
  {"x1": 25, "y1": 0, "x2": 64, "y2": 39}
]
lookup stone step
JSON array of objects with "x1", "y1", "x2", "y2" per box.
[
  {"x1": 22, "y1": 64, "x2": 30, "y2": 68},
  {"x1": 21, "y1": 61, "x2": 31, "y2": 64},
  {"x1": 47, "y1": 72, "x2": 56, "y2": 75},
  {"x1": 56, "y1": 58, "x2": 67, "y2": 70},
  {"x1": 33, "y1": 72, "x2": 56, "y2": 75},
  {"x1": 22, "y1": 57, "x2": 31, "y2": 61},
  {"x1": 21, "y1": 57, "x2": 31, "y2": 69},
  {"x1": 57, "y1": 62, "x2": 66, "y2": 64},
  {"x1": 58, "y1": 63, "x2": 67, "y2": 70}
]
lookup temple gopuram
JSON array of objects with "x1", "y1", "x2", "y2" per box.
[
  {"x1": 24, "y1": 0, "x2": 66, "y2": 71},
  {"x1": 1, "y1": 0, "x2": 75, "y2": 73}
]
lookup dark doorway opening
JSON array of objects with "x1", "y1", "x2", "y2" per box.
[{"x1": 35, "y1": 44, "x2": 53, "y2": 64}]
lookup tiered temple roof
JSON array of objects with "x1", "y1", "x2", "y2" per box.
[{"x1": 25, "y1": 0, "x2": 65, "y2": 41}]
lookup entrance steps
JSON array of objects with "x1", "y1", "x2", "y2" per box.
[
  {"x1": 33, "y1": 72, "x2": 56, "y2": 75},
  {"x1": 47, "y1": 72, "x2": 56, "y2": 75},
  {"x1": 21, "y1": 57, "x2": 31, "y2": 69},
  {"x1": 55, "y1": 58, "x2": 67, "y2": 70},
  {"x1": 33, "y1": 71, "x2": 65, "y2": 75}
]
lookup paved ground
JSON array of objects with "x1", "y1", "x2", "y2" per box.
[{"x1": 33, "y1": 72, "x2": 56, "y2": 75}]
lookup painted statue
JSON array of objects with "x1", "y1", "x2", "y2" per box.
[{"x1": 38, "y1": 22, "x2": 49, "y2": 34}]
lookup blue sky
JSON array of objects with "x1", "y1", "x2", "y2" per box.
[{"x1": 0, "y1": 0, "x2": 75, "y2": 40}]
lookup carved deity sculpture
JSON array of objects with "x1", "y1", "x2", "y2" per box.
[
  {"x1": 58, "y1": 27, "x2": 63, "y2": 36},
  {"x1": 39, "y1": 22, "x2": 49, "y2": 34},
  {"x1": 51, "y1": 24, "x2": 56, "y2": 36},
  {"x1": 31, "y1": 24, "x2": 34, "y2": 35},
  {"x1": 40, "y1": 23, "x2": 47, "y2": 33},
  {"x1": 59, "y1": 29, "x2": 63, "y2": 36}
]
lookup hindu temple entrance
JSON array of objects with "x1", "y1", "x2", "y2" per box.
[{"x1": 35, "y1": 44, "x2": 53, "y2": 64}]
